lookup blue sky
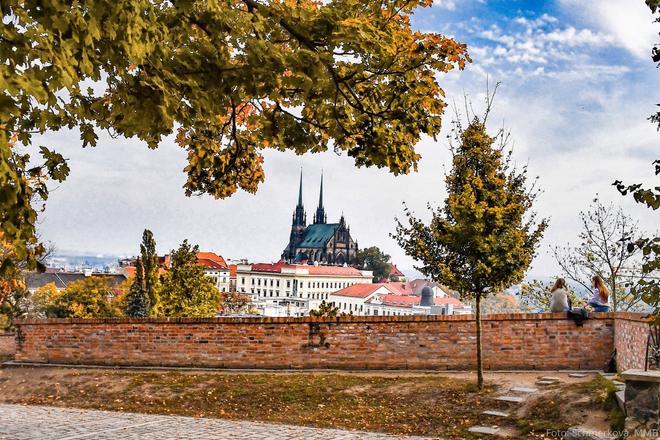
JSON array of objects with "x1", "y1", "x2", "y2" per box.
[{"x1": 36, "y1": 1, "x2": 659, "y2": 278}]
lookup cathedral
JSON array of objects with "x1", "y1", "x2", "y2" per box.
[{"x1": 282, "y1": 172, "x2": 358, "y2": 265}]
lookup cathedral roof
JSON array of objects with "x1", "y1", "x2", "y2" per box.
[{"x1": 297, "y1": 223, "x2": 340, "y2": 248}]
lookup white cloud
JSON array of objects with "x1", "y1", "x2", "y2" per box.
[
  {"x1": 433, "y1": 0, "x2": 457, "y2": 11},
  {"x1": 560, "y1": 0, "x2": 657, "y2": 60}
]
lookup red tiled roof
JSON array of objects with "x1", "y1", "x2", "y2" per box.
[
  {"x1": 382, "y1": 282, "x2": 413, "y2": 295},
  {"x1": 248, "y1": 262, "x2": 366, "y2": 277},
  {"x1": 374, "y1": 294, "x2": 420, "y2": 307},
  {"x1": 331, "y1": 284, "x2": 387, "y2": 298},
  {"x1": 197, "y1": 252, "x2": 227, "y2": 268},
  {"x1": 304, "y1": 265, "x2": 364, "y2": 276},
  {"x1": 389, "y1": 265, "x2": 405, "y2": 277},
  {"x1": 250, "y1": 261, "x2": 289, "y2": 273},
  {"x1": 369, "y1": 294, "x2": 466, "y2": 309},
  {"x1": 197, "y1": 258, "x2": 228, "y2": 270}
]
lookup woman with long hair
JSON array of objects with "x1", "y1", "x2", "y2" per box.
[
  {"x1": 587, "y1": 275, "x2": 610, "y2": 312},
  {"x1": 550, "y1": 278, "x2": 570, "y2": 312}
]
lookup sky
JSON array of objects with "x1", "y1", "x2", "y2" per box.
[{"x1": 35, "y1": 0, "x2": 659, "y2": 278}]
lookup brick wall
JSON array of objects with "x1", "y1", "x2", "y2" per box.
[
  {"x1": 14, "y1": 313, "x2": 621, "y2": 371},
  {"x1": 0, "y1": 333, "x2": 16, "y2": 358},
  {"x1": 614, "y1": 312, "x2": 652, "y2": 372}
]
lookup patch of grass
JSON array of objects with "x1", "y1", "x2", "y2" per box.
[{"x1": 0, "y1": 369, "x2": 497, "y2": 439}]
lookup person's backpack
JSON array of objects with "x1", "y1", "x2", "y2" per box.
[{"x1": 567, "y1": 308, "x2": 589, "y2": 327}]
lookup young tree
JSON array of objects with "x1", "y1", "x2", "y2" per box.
[
  {"x1": 46, "y1": 277, "x2": 122, "y2": 318},
  {"x1": 159, "y1": 240, "x2": 220, "y2": 318},
  {"x1": 139, "y1": 230, "x2": 160, "y2": 316},
  {"x1": 28, "y1": 283, "x2": 60, "y2": 319},
  {"x1": 123, "y1": 258, "x2": 150, "y2": 318},
  {"x1": 552, "y1": 197, "x2": 648, "y2": 311},
  {"x1": 393, "y1": 107, "x2": 548, "y2": 389},
  {"x1": 0, "y1": 234, "x2": 55, "y2": 328},
  {"x1": 310, "y1": 300, "x2": 341, "y2": 318},
  {"x1": 355, "y1": 246, "x2": 392, "y2": 282},
  {"x1": 1, "y1": 0, "x2": 470, "y2": 270},
  {"x1": 219, "y1": 291, "x2": 253, "y2": 315}
]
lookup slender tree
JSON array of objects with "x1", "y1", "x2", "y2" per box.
[
  {"x1": 310, "y1": 300, "x2": 342, "y2": 318},
  {"x1": 159, "y1": 240, "x2": 220, "y2": 318},
  {"x1": 1, "y1": 0, "x2": 470, "y2": 271},
  {"x1": 393, "y1": 100, "x2": 547, "y2": 389},
  {"x1": 124, "y1": 258, "x2": 150, "y2": 317},
  {"x1": 553, "y1": 197, "x2": 649, "y2": 311},
  {"x1": 139, "y1": 229, "x2": 160, "y2": 316}
]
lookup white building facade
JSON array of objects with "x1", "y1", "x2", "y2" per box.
[
  {"x1": 236, "y1": 262, "x2": 373, "y2": 317},
  {"x1": 329, "y1": 283, "x2": 472, "y2": 317},
  {"x1": 197, "y1": 252, "x2": 231, "y2": 293}
]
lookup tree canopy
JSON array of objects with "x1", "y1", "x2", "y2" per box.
[
  {"x1": 159, "y1": 240, "x2": 220, "y2": 317},
  {"x1": 1, "y1": 0, "x2": 470, "y2": 273},
  {"x1": 355, "y1": 246, "x2": 392, "y2": 282},
  {"x1": 45, "y1": 276, "x2": 122, "y2": 318}
]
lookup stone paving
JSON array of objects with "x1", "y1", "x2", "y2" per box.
[{"x1": 0, "y1": 404, "x2": 421, "y2": 439}]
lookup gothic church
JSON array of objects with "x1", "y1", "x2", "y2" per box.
[{"x1": 282, "y1": 172, "x2": 358, "y2": 265}]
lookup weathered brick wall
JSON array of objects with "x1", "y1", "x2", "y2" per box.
[
  {"x1": 14, "y1": 313, "x2": 618, "y2": 370},
  {"x1": 0, "y1": 333, "x2": 16, "y2": 358},
  {"x1": 614, "y1": 313, "x2": 652, "y2": 372}
]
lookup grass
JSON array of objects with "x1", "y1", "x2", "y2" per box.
[
  {"x1": 0, "y1": 367, "x2": 496, "y2": 439},
  {"x1": 0, "y1": 367, "x2": 621, "y2": 439}
]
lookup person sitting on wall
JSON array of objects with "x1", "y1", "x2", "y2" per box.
[
  {"x1": 549, "y1": 278, "x2": 570, "y2": 312},
  {"x1": 587, "y1": 275, "x2": 610, "y2": 313}
]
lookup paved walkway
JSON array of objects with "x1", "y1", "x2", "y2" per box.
[{"x1": 0, "y1": 404, "x2": 417, "y2": 439}]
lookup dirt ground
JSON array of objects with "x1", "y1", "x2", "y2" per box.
[{"x1": 0, "y1": 365, "x2": 621, "y2": 439}]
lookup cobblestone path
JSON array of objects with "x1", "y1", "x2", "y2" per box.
[{"x1": 0, "y1": 404, "x2": 421, "y2": 439}]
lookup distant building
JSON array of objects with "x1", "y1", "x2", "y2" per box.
[
  {"x1": 328, "y1": 282, "x2": 471, "y2": 316},
  {"x1": 196, "y1": 252, "x2": 230, "y2": 293},
  {"x1": 282, "y1": 172, "x2": 358, "y2": 265},
  {"x1": 388, "y1": 265, "x2": 406, "y2": 282},
  {"x1": 119, "y1": 251, "x2": 230, "y2": 292},
  {"x1": 236, "y1": 261, "x2": 373, "y2": 317},
  {"x1": 25, "y1": 269, "x2": 127, "y2": 293}
]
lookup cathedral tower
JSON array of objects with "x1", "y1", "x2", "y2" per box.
[{"x1": 313, "y1": 172, "x2": 327, "y2": 224}]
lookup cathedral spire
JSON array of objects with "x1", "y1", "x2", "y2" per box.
[
  {"x1": 314, "y1": 171, "x2": 327, "y2": 224},
  {"x1": 297, "y1": 168, "x2": 303, "y2": 208},
  {"x1": 292, "y1": 168, "x2": 306, "y2": 227}
]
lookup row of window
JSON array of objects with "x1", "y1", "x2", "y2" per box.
[
  {"x1": 245, "y1": 289, "x2": 330, "y2": 301},
  {"x1": 331, "y1": 302, "x2": 408, "y2": 316},
  {"x1": 241, "y1": 276, "x2": 356, "y2": 291}
]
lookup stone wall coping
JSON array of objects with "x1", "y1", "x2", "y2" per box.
[
  {"x1": 11, "y1": 311, "x2": 630, "y2": 326},
  {"x1": 621, "y1": 369, "x2": 660, "y2": 383},
  {"x1": 613, "y1": 312, "x2": 654, "y2": 323}
]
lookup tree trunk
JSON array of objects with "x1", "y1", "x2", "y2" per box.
[{"x1": 475, "y1": 293, "x2": 484, "y2": 390}]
